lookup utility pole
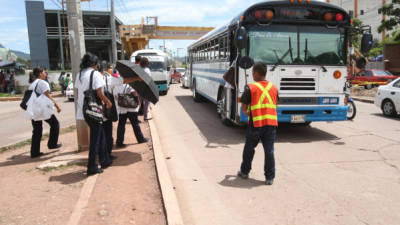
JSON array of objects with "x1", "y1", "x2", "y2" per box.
[
  {"x1": 110, "y1": 0, "x2": 117, "y2": 64},
  {"x1": 67, "y1": 0, "x2": 89, "y2": 152},
  {"x1": 382, "y1": 0, "x2": 386, "y2": 40},
  {"x1": 354, "y1": 0, "x2": 358, "y2": 18}
]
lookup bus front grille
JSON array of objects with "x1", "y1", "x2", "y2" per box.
[{"x1": 280, "y1": 78, "x2": 315, "y2": 91}]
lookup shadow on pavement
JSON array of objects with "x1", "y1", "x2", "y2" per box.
[
  {"x1": 111, "y1": 151, "x2": 142, "y2": 167},
  {"x1": 0, "y1": 150, "x2": 60, "y2": 168},
  {"x1": 49, "y1": 170, "x2": 86, "y2": 185},
  {"x1": 176, "y1": 95, "x2": 246, "y2": 147},
  {"x1": 176, "y1": 95, "x2": 338, "y2": 145},
  {"x1": 371, "y1": 113, "x2": 400, "y2": 121},
  {"x1": 219, "y1": 175, "x2": 264, "y2": 189},
  {"x1": 276, "y1": 124, "x2": 339, "y2": 143}
]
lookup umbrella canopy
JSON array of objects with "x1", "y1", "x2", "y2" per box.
[
  {"x1": 0, "y1": 60, "x2": 15, "y2": 68},
  {"x1": 116, "y1": 60, "x2": 159, "y2": 104}
]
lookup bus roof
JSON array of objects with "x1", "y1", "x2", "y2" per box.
[
  {"x1": 188, "y1": 0, "x2": 349, "y2": 50},
  {"x1": 131, "y1": 49, "x2": 170, "y2": 58}
]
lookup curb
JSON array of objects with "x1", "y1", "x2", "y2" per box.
[
  {"x1": 0, "y1": 93, "x2": 63, "y2": 102},
  {"x1": 352, "y1": 97, "x2": 374, "y2": 104},
  {"x1": 148, "y1": 111, "x2": 184, "y2": 225}
]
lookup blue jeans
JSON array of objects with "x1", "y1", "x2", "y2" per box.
[
  {"x1": 87, "y1": 120, "x2": 111, "y2": 172},
  {"x1": 240, "y1": 126, "x2": 276, "y2": 180},
  {"x1": 31, "y1": 115, "x2": 60, "y2": 157},
  {"x1": 102, "y1": 120, "x2": 113, "y2": 155},
  {"x1": 116, "y1": 112, "x2": 145, "y2": 145}
]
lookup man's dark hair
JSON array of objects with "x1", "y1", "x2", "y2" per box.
[
  {"x1": 140, "y1": 57, "x2": 149, "y2": 68},
  {"x1": 135, "y1": 55, "x2": 142, "y2": 63},
  {"x1": 252, "y1": 62, "x2": 267, "y2": 77}
]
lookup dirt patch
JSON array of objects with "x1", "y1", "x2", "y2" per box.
[
  {"x1": 351, "y1": 86, "x2": 378, "y2": 97},
  {"x1": 79, "y1": 121, "x2": 166, "y2": 225},
  {"x1": 0, "y1": 131, "x2": 85, "y2": 225},
  {"x1": 0, "y1": 118, "x2": 166, "y2": 225}
]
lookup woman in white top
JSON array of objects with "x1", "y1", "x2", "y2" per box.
[
  {"x1": 140, "y1": 57, "x2": 151, "y2": 120},
  {"x1": 114, "y1": 83, "x2": 148, "y2": 147},
  {"x1": 75, "y1": 53, "x2": 113, "y2": 176},
  {"x1": 29, "y1": 67, "x2": 62, "y2": 158}
]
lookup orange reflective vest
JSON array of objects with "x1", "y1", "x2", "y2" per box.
[{"x1": 248, "y1": 81, "x2": 278, "y2": 127}]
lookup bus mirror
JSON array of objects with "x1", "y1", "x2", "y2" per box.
[
  {"x1": 239, "y1": 56, "x2": 254, "y2": 69},
  {"x1": 361, "y1": 33, "x2": 373, "y2": 54},
  {"x1": 235, "y1": 26, "x2": 248, "y2": 50},
  {"x1": 167, "y1": 66, "x2": 171, "y2": 71}
]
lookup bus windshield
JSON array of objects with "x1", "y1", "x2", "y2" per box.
[
  {"x1": 149, "y1": 61, "x2": 165, "y2": 71},
  {"x1": 248, "y1": 25, "x2": 346, "y2": 66}
]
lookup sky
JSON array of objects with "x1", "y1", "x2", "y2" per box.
[{"x1": 0, "y1": 0, "x2": 324, "y2": 56}]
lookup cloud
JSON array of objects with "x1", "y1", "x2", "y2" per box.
[
  {"x1": 0, "y1": 28, "x2": 29, "y2": 50},
  {"x1": 117, "y1": 0, "x2": 247, "y2": 26},
  {"x1": 0, "y1": 17, "x2": 21, "y2": 24}
]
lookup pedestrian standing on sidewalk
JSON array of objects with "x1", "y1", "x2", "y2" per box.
[
  {"x1": 29, "y1": 67, "x2": 62, "y2": 158},
  {"x1": 75, "y1": 53, "x2": 112, "y2": 175},
  {"x1": 58, "y1": 71, "x2": 66, "y2": 95},
  {"x1": 237, "y1": 62, "x2": 278, "y2": 185},
  {"x1": 139, "y1": 57, "x2": 151, "y2": 120},
  {"x1": 114, "y1": 82, "x2": 149, "y2": 148},
  {"x1": 98, "y1": 64, "x2": 118, "y2": 160}
]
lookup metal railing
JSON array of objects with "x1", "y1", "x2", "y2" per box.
[{"x1": 46, "y1": 27, "x2": 120, "y2": 39}]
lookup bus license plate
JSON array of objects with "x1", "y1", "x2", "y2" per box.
[{"x1": 291, "y1": 115, "x2": 306, "y2": 123}]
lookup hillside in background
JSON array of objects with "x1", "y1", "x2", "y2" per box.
[{"x1": 10, "y1": 50, "x2": 30, "y2": 61}]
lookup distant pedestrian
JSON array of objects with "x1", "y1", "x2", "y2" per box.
[
  {"x1": 58, "y1": 71, "x2": 66, "y2": 95},
  {"x1": 237, "y1": 62, "x2": 278, "y2": 185},
  {"x1": 65, "y1": 74, "x2": 71, "y2": 88},
  {"x1": 75, "y1": 52, "x2": 112, "y2": 176},
  {"x1": 114, "y1": 82, "x2": 149, "y2": 148},
  {"x1": 4, "y1": 70, "x2": 10, "y2": 93},
  {"x1": 139, "y1": 57, "x2": 151, "y2": 120},
  {"x1": 135, "y1": 55, "x2": 141, "y2": 65},
  {"x1": 29, "y1": 67, "x2": 62, "y2": 158}
]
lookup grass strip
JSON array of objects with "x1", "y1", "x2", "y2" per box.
[{"x1": 0, "y1": 125, "x2": 76, "y2": 154}]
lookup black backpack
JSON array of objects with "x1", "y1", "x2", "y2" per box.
[
  {"x1": 82, "y1": 70, "x2": 103, "y2": 124},
  {"x1": 20, "y1": 82, "x2": 40, "y2": 110},
  {"x1": 103, "y1": 76, "x2": 118, "y2": 122}
]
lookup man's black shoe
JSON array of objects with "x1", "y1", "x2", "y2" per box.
[
  {"x1": 101, "y1": 161, "x2": 113, "y2": 169},
  {"x1": 138, "y1": 138, "x2": 149, "y2": 143},
  {"x1": 48, "y1": 143, "x2": 62, "y2": 149},
  {"x1": 265, "y1": 179, "x2": 274, "y2": 185},
  {"x1": 110, "y1": 155, "x2": 118, "y2": 160},
  {"x1": 31, "y1": 152, "x2": 44, "y2": 158},
  {"x1": 237, "y1": 171, "x2": 249, "y2": 179},
  {"x1": 87, "y1": 168, "x2": 103, "y2": 176},
  {"x1": 116, "y1": 144, "x2": 127, "y2": 148}
]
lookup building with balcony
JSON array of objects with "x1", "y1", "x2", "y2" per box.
[{"x1": 25, "y1": 0, "x2": 123, "y2": 70}]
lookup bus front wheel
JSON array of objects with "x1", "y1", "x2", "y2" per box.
[
  {"x1": 192, "y1": 80, "x2": 202, "y2": 102},
  {"x1": 217, "y1": 88, "x2": 233, "y2": 126}
]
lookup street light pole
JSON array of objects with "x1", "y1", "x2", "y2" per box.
[
  {"x1": 67, "y1": 0, "x2": 90, "y2": 152},
  {"x1": 110, "y1": 0, "x2": 117, "y2": 64}
]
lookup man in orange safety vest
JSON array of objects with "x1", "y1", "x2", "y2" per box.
[{"x1": 237, "y1": 62, "x2": 278, "y2": 185}]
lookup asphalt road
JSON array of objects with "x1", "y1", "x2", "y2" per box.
[
  {"x1": 0, "y1": 97, "x2": 76, "y2": 147},
  {"x1": 153, "y1": 84, "x2": 400, "y2": 225}
]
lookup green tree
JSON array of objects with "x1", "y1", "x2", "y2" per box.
[
  {"x1": 351, "y1": 18, "x2": 364, "y2": 49},
  {"x1": 378, "y1": 0, "x2": 400, "y2": 33}
]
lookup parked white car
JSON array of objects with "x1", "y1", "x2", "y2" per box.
[
  {"x1": 374, "y1": 77, "x2": 400, "y2": 116},
  {"x1": 66, "y1": 83, "x2": 74, "y2": 101}
]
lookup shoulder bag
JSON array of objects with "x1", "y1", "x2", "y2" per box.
[
  {"x1": 103, "y1": 76, "x2": 118, "y2": 121},
  {"x1": 20, "y1": 83, "x2": 39, "y2": 110},
  {"x1": 117, "y1": 84, "x2": 138, "y2": 108},
  {"x1": 82, "y1": 70, "x2": 104, "y2": 124}
]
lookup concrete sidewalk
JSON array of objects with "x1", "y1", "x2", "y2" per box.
[{"x1": 0, "y1": 117, "x2": 166, "y2": 225}]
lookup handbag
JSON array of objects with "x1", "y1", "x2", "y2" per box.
[
  {"x1": 103, "y1": 76, "x2": 118, "y2": 122},
  {"x1": 117, "y1": 84, "x2": 138, "y2": 108},
  {"x1": 82, "y1": 70, "x2": 103, "y2": 124},
  {"x1": 20, "y1": 83, "x2": 39, "y2": 110}
]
